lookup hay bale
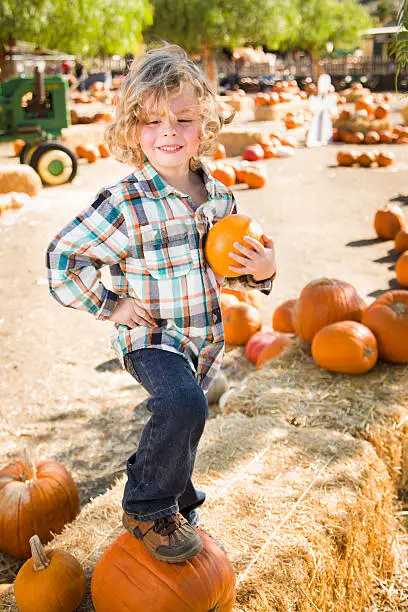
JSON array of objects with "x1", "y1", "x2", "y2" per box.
[
  {"x1": 0, "y1": 165, "x2": 42, "y2": 196},
  {"x1": 222, "y1": 341, "x2": 408, "y2": 490},
  {"x1": 343, "y1": 88, "x2": 371, "y2": 103},
  {"x1": 334, "y1": 116, "x2": 392, "y2": 134},
  {"x1": 0, "y1": 414, "x2": 396, "y2": 612},
  {"x1": 218, "y1": 128, "x2": 270, "y2": 157},
  {"x1": 254, "y1": 100, "x2": 309, "y2": 122},
  {"x1": 222, "y1": 96, "x2": 255, "y2": 113},
  {"x1": 61, "y1": 124, "x2": 107, "y2": 149},
  {"x1": 401, "y1": 105, "x2": 408, "y2": 126}
]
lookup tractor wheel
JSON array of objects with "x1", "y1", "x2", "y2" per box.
[
  {"x1": 19, "y1": 142, "x2": 39, "y2": 165},
  {"x1": 30, "y1": 142, "x2": 78, "y2": 186}
]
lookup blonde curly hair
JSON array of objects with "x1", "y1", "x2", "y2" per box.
[{"x1": 105, "y1": 43, "x2": 233, "y2": 170}]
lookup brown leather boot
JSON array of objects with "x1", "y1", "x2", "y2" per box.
[{"x1": 122, "y1": 511, "x2": 203, "y2": 563}]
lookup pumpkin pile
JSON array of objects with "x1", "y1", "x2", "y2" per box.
[
  {"x1": 254, "y1": 80, "x2": 308, "y2": 107},
  {"x1": 333, "y1": 125, "x2": 408, "y2": 145},
  {"x1": 337, "y1": 149, "x2": 395, "y2": 168},
  {"x1": 284, "y1": 111, "x2": 310, "y2": 130},
  {"x1": 373, "y1": 203, "x2": 408, "y2": 289},
  {"x1": 75, "y1": 143, "x2": 110, "y2": 163}
]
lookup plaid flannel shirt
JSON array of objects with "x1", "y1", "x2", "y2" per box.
[{"x1": 47, "y1": 160, "x2": 273, "y2": 390}]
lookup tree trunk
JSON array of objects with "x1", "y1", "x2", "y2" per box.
[
  {"x1": 202, "y1": 48, "x2": 218, "y2": 92},
  {"x1": 310, "y1": 50, "x2": 321, "y2": 84}
]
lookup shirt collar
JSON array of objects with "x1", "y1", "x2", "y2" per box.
[{"x1": 131, "y1": 158, "x2": 231, "y2": 201}]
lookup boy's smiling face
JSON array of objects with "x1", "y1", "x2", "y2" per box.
[{"x1": 138, "y1": 84, "x2": 201, "y2": 178}]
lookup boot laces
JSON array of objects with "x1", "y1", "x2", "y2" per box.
[{"x1": 153, "y1": 513, "x2": 183, "y2": 536}]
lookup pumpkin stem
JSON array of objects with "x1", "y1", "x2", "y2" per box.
[
  {"x1": 23, "y1": 448, "x2": 36, "y2": 481},
  {"x1": 393, "y1": 301, "x2": 407, "y2": 315},
  {"x1": 30, "y1": 535, "x2": 50, "y2": 571}
]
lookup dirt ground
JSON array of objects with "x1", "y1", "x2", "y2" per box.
[{"x1": 1, "y1": 95, "x2": 408, "y2": 591}]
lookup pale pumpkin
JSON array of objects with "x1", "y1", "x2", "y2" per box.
[
  {"x1": 292, "y1": 278, "x2": 365, "y2": 344},
  {"x1": 0, "y1": 452, "x2": 79, "y2": 558},
  {"x1": 223, "y1": 302, "x2": 262, "y2": 345},
  {"x1": 256, "y1": 333, "x2": 294, "y2": 368},
  {"x1": 374, "y1": 204, "x2": 406, "y2": 240},
  {"x1": 205, "y1": 214, "x2": 264, "y2": 277},
  {"x1": 14, "y1": 535, "x2": 86, "y2": 612},
  {"x1": 396, "y1": 251, "x2": 408, "y2": 287},
  {"x1": 245, "y1": 327, "x2": 276, "y2": 364},
  {"x1": 361, "y1": 290, "x2": 408, "y2": 363},
  {"x1": 91, "y1": 530, "x2": 236, "y2": 612},
  {"x1": 272, "y1": 299, "x2": 297, "y2": 333},
  {"x1": 311, "y1": 321, "x2": 378, "y2": 374}
]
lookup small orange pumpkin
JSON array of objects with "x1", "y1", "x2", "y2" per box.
[
  {"x1": 205, "y1": 214, "x2": 264, "y2": 277},
  {"x1": 220, "y1": 292, "x2": 240, "y2": 316},
  {"x1": 355, "y1": 96, "x2": 375, "y2": 116},
  {"x1": 242, "y1": 144, "x2": 265, "y2": 161},
  {"x1": 212, "y1": 165, "x2": 236, "y2": 187},
  {"x1": 256, "y1": 333, "x2": 294, "y2": 368},
  {"x1": 75, "y1": 144, "x2": 87, "y2": 158},
  {"x1": 222, "y1": 288, "x2": 263, "y2": 310},
  {"x1": 213, "y1": 143, "x2": 227, "y2": 160},
  {"x1": 374, "y1": 204, "x2": 406, "y2": 240},
  {"x1": 350, "y1": 132, "x2": 365, "y2": 145},
  {"x1": 292, "y1": 278, "x2": 365, "y2": 344},
  {"x1": 395, "y1": 229, "x2": 408, "y2": 253},
  {"x1": 13, "y1": 139, "x2": 26, "y2": 156},
  {"x1": 396, "y1": 251, "x2": 408, "y2": 288},
  {"x1": 364, "y1": 131, "x2": 380, "y2": 145},
  {"x1": 374, "y1": 103, "x2": 390, "y2": 119},
  {"x1": 84, "y1": 144, "x2": 101, "y2": 163},
  {"x1": 376, "y1": 151, "x2": 394, "y2": 167},
  {"x1": 244, "y1": 168, "x2": 267, "y2": 189},
  {"x1": 337, "y1": 150, "x2": 358, "y2": 167},
  {"x1": 14, "y1": 535, "x2": 86, "y2": 612},
  {"x1": 358, "y1": 151, "x2": 376, "y2": 168},
  {"x1": 379, "y1": 130, "x2": 397, "y2": 144},
  {"x1": 272, "y1": 298, "x2": 297, "y2": 333},
  {"x1": 362, "y1": 290, "x2": 408, "y2": 363},
  {"x1": 98, "y1": 143, "x2": 110, "y2": 158},
  {"x1": 261, "y1": 144, "x2": 278, "y2": 158},
  {"x1": 223, "y1": 302, "x2": 262, "y2": 345},
  {"x1": 311, "y1": 321, "x2": 378, "y2": 374}
]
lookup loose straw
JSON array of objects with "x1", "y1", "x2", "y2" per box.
[{"x1": 236, "y1": 455, "x2": 335, "y2": 587}]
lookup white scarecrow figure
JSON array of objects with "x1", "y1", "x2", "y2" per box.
[{"x1": 306, "y1": 74, "x2": 338, "y2": 147}]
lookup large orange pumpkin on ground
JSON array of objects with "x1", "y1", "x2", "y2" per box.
[
  {"x1": 245, "y1": 327, "x2": 276, "y2": 364},
  {"x1": 205, "y1": 214, "x2": 264, "y2": 277},
  {"x1": 91, "y1": 530, "x2": 236, "y2": 612},
  {"x1": 292, "y1": 278, "x2": 365, "y2": 344},
  {"x1": 396, "y1": 251, "x2": 408, "y2": 287},
  {"x1": 223, "y1": 302, "x2": 262, "y2": 345},
  {"x1": 0, "y1": 453, "x2": 79, "y2": 558},
  {"x1": 311, "y1": 321, "x2": 378, "y2": 374},
  {"x1": 361, "y1": 290, "x2": 408, "y2": 363},
  {"x1": 374, "y1": 204, "x2": 406, "y2": 240},
  {"x1": 272, "y1": 299, "x2": 297, "y2": 333},
  {"x1": 395, "y1": 229, "x2": 408, "y2": 253},
  {"x1": 256, "y1": 333, "x2": 294, "y2": 368},
  {"x1": 14, "y1": 535, "x2": 86, "y2": 612}
]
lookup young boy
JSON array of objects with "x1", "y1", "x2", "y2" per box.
[{"x1": 46, "y1": 44, "x2": 276, "y2": 563}]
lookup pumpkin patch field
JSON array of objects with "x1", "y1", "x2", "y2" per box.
[{"x1": 1, "y1": 94, "x2": 408, "y2": 611}]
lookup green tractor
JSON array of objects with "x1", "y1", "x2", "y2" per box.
[{"x1": 0, "y1": 68, "x2": 78, "y2": 185}]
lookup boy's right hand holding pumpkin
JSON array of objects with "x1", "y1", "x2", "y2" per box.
[{"x1": 108, "y1": 297, "x2": 155, "y2": 328}]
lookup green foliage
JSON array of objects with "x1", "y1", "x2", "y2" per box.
[
  {"x1": 390, "y1": 0, "x2": 408, "y2": 90},
  {"x1": 374, "y1": 1, "x2": 396, "y2": 23},
  {"x1": 278, "y1": 0, "x2": 373, "y2": 56},
  {"x1": 0, "y1": 0, "x2": 153, "y2": 56}
]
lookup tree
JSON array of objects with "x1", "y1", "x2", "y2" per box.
[
  {"x1": 374, "y1": 1, "x2": 396, "y2": 24},
  {"x1": 279, "y1": 0, "x2": 373, "y2": 81},
  {"x1": 390, "y1": 1, "x2": 408, "y2": 89},
  {"x1": 144, "y1": 0, "x2": 290, "y2": 87},
  {"x1": 0, "y1": 0, "x2": 153, "y2": 79}
]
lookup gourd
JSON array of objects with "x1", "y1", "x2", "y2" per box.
[{"x1": 14, "y1": 535, "x2": 85, "y2": 612}]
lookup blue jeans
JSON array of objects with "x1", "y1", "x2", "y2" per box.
[{"x1": 122, "y1": 348, "x2": 209, "y2": 521}]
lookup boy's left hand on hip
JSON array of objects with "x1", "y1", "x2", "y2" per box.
[{"x1": 228, "y1": 233, "x2": 276, "y2": 282}]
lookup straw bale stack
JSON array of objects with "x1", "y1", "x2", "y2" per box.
[
  {"x1": 401, "y1": 104, "x2": 408, "y2": 125},
  {"x1": 218, "y1": 127, "x2": 270, "y2": 157},
  {"x1": 222, "y1": 96, "x2": 255, "y2": 113},
  {"x1": 0, "y1": 413, "x2": 396, "y2": 612},
  {"x1": 254, "y1": 100, "x2": 308, "y2": 122},
  {"x1": 334, "y1": 116, "x2": 392, "y2": 134},
  {"x1": 0, "y1": 165, "x2": 42, "y2": 197},
  {"x1": 61, "y1": 124, "x2": 107, "y2": 149},
  {"x1": 343, "y1": 88, "x2": 371, "y2": 103}
]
